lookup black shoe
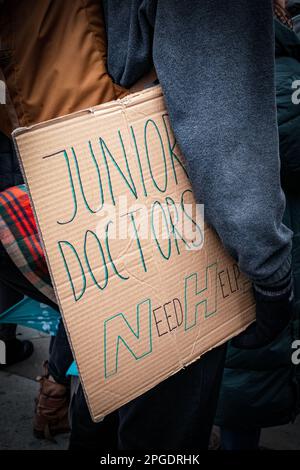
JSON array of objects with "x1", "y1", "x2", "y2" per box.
[{"x1": 0, "y1": 338, "x2": 34, "y2": 367}]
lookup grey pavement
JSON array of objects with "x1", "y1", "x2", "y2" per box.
[
  {"x1": 0, "y1": 326, "x2": 299, "y2": 450},
  {"x1": 0, "y1": 326, "x2": 69, "y2": 450}
]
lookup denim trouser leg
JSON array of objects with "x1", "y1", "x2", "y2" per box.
[
  {"x1": 48, "y1": 320, "x2": 73, "y2": 385},
  {"x1": 69, "y1": 344, "x2": 227, "y2": 451},
  {"x1": 118, "y1": 344, "x2": 227, "y2": 450},
  {"x1": 69, "y1": 384, "x2": 119, "y2": 451}
]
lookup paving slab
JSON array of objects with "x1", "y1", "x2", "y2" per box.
[
  {"x1": 0, "y1": 371, "x2": 69, "y2": 450},
  {"x1": 5, "y1": 333, "x2": 50, "y2": 380}
]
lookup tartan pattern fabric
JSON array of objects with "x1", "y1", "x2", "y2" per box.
[{"x1": 0, "y1": 184, "x2": 56, "y2": 303}]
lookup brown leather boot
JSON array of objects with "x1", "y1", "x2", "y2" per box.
[{"x1": 33, "y1": 361, "x2": 70, "y2": 440}]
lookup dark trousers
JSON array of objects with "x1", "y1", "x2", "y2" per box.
[
  {"x1": 220, "y1": 427, "x2": 261, "y2": 450},
  {"x1": 48, "y1": 320, "x2": 73, "y2": 385},
  {"x1": 0, "y1": 278, "x2": 22, "y2": 340},
  {"x1": 70, "y1": 344, "x2": 227, "y2": 451}
]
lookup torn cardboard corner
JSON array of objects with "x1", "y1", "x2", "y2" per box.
[{"x1": 13, "y1": 85, "x2": 255, "y2": 421}]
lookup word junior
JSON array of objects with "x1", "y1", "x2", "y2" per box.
[{"x1": 46, "y1": 114, "x2": 188, "y2": 226}]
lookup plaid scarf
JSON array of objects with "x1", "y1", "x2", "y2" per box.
[
  {"x1": 274, "y1": 2, "x2": 294, "y2": 29},
  {"x1": 0, "y1": 185, "x2": 56, "y2": 303}
]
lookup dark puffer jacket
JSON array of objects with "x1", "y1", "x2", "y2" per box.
[
  {"x1": 215, "y1": 19, "x2": 300, "y2": 430},
  {"x1": 0, "y1": 130, "x2": 23, "y2": 192}
]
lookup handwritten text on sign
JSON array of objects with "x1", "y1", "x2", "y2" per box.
[
  {"x1": 41, "y1": 113, "x2": 246, "y2": 379},
  {"x1": 15, "y1": 87, "x2": 254, "y2": 418}
]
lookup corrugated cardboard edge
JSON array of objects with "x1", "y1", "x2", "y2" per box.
[
  {"x1": 12, "y1": 85, "x2": 254, "y2": 422},
  {"x1": 12, "y1": 85, "x2": 163, "y2": 138}
]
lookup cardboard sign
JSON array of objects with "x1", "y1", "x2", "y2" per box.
[{"x1": 14, "y1": 86, "x2": 255, "y2": 421}]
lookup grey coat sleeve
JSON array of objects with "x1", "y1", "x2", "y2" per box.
[{"x1": 103, "y1": 0, "x2": 293, "y2": 286}]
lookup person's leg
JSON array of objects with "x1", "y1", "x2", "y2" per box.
[
  {"x1": 220, "y1": 427, "x2": 261, "y2": 451},
  {"x1": 68, "y1": 345, "x2": 226, "y2": 450},
  {"x1": 0, "y1": 249, "x2": 34, "y2": 364},
  {"x1": 33, "y1": 308, "x2": 73, "y2": 438},
  {"x1": 33, "y1": 318, "x2": 74, "y2": 438},
  {"x1": 47, "y1": 321, "x2": 73, "y2": 385},
  {"x1": 118, "y1": 344, "x2": 227, "y2": 450},
  {"x1": 69, "y1": 383, "x2": 119, "y2": 451},
  {"x1": 32, "y1": 320, "x2": 73, "y2": 438},
  {"x1": 34, "y1": 353, "x2": 71, "y2": 440}
]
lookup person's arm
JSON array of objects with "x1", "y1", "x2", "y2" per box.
[
  {"x1": 152, "y1": 0, "x2": 293, "y2": 348},
  {"x1": 103, "y1": 0, "x2": 294, "y2": 348}
]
